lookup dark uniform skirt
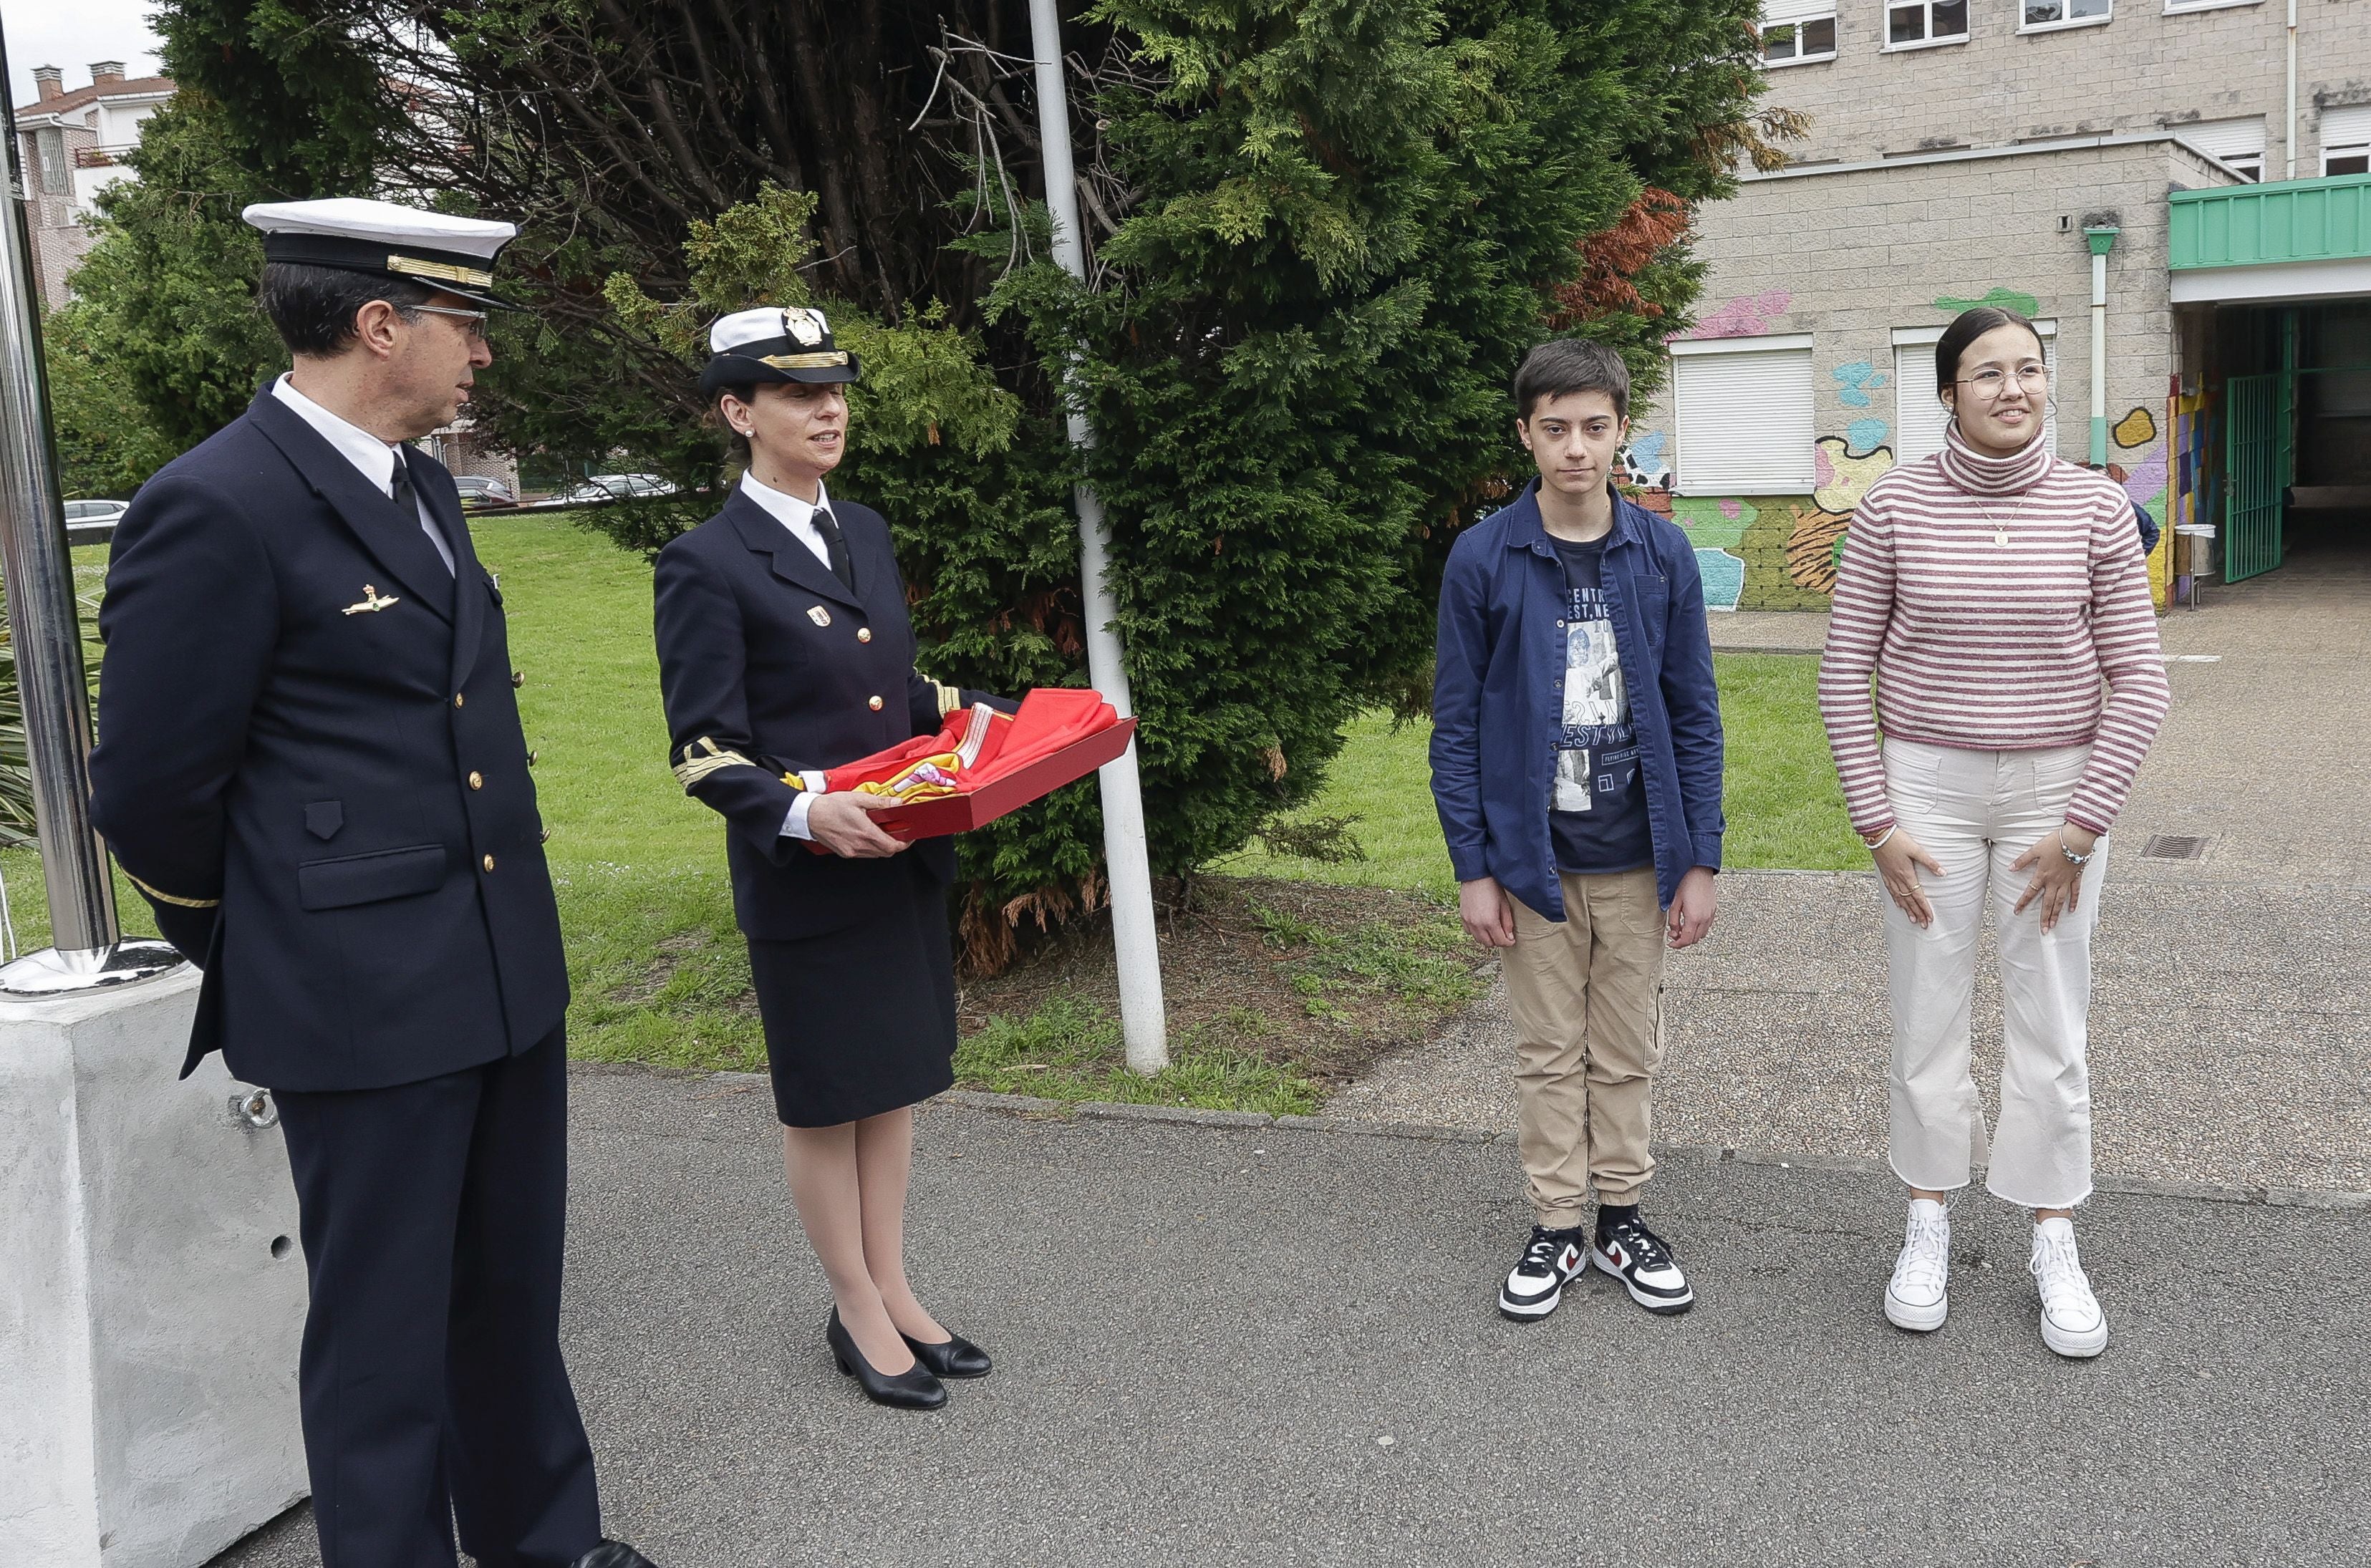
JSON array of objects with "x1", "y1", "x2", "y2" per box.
[{"x1": 747, "y1": 862, "x2": 959, "y2": 1127}]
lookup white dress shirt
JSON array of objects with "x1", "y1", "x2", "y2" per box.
[
  {"x1": 738, "y1": 472, "x2": 838, "y2": 841},
  {"x1": 270, "y1": 374, "x2": 455, "y2": 574}
]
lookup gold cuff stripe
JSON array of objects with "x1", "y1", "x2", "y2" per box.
[
  {"x1": 387, "y1": 254, "x2": 496, "y2": 288},
  {"x1": 929, "y1": 680, "x2": 965, "y2": 717},
  {"x1": 757, "y1": 351, "x2": 851, "y2": 370},
  {"x1": 127, "y1": 873, "x2": 220, "y2": 910},
  {"x1": 670, "y1": 735, "x2": 760, "y2": 792}
]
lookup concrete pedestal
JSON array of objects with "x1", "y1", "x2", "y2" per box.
[{"x1": 1, "y1": 964, "x2": 308, "y2": 1567}]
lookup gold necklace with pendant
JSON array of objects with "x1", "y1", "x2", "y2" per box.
[{"x1": 1978, "y1": 506, "x2": 2012, "y2": 548}]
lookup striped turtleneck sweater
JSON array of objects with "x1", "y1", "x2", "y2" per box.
[{"x1": 1816, "y1": 423, "x2": 2170, "y2": 839}]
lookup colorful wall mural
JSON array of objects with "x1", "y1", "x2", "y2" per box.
[
  {"x1": 1628, "y1": 285, "x2": 2188, "y2": 615},
  {"x1": 1933, "y1": 286, "x2": 2042, "y2": 316},
  {"x1": 1682, "y1": 289, "x2": 1792, "y2": 339},
  {"x1": 1832, "y1": 361, "x2": 1888, "y2": 407}
]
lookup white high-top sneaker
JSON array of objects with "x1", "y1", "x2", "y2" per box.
[
  {"x1": 1883, "y1": 1197, "x2": 1951, "y2": 1331},
  {"x1": 2029, "y1": 1216, "x2": 2110, "y2": 1358}
]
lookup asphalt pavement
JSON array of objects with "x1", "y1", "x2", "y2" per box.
[{"x1": 213, "y1": 1072, "x2": 2369, "y2": 1568}]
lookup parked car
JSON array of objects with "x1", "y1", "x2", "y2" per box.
[
  {"x1": 64, "y1": 498, "x2": 130, "y2": 544},
  {"x1": 452, "y1": 475, "x2": 518, "y2": 510},
  {"x1": 550, "y1": 473, "x2": 677, "y2": 508}
]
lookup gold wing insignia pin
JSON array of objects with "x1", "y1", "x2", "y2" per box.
[
  {"x1": 342, "y1": 584, "x2": 400, "y2": 616},
  {"x1": 807, "y1": 605, "x2": 832, "y2": 626}
]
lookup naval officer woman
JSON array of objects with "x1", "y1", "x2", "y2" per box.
[{"x1": 654, "y1": 307, "x2": 1009, "y2": 1410}]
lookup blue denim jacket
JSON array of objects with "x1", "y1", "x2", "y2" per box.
[{"x1": 1429, "y1": 480, "x2": 1724, "y2": 921}]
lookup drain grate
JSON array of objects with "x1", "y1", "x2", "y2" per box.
[{"x1": 2140, "y1": 835, "x2": 2209, "y2": 861}]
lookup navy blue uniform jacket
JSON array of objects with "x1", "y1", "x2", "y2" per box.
[
  {"x1": 89, "y1": 387, "x2": 567, "y2": 1091},
  {"x1": 652, "y1": 489, "x2": 1002, "y2": 941},
  {"x1": 1429, "y1": 480, "x2": 1725, "y2": 923}
]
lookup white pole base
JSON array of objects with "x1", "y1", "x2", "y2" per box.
[{"x1": 0, "y1": 963, "x2": 309, "y2": 1568}]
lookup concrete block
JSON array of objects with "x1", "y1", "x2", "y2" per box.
[{"x1": 0, "y1": 967, "x2": 307, "y2": 1568}]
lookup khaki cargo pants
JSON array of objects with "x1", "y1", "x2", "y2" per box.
[{"x1": 1500, "y1": 867, "x2": 1666, "y2": 1226}]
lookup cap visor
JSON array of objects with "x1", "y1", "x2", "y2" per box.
[
  {"x1": 435, "y1": 284, "x2": 527, "y2": 314},
  {"x1": 699, "y1": 354, "x2": 862, "y2": 395}
]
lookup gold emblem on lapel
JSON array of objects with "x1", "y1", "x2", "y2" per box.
[
  {"x1": 806, "y1": 605, "x2": 832, "y2": 627},
  {"x1": 342, "y1": 584, "x2": 400, "y2": 616}
]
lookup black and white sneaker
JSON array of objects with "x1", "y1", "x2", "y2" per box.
[
  {"x1": 1498, "y1": 1224, "x2": 1590, "y2": 1321},
  {"x1": 1591, "y1": 1213, "x2": 1694, "y2": 1315}
]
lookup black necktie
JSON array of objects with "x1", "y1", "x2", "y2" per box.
[
  {"x1": 390, "y1": 449, "x2": 455, "y2": 575},
  {"x1": 390, "y1": 448, "x2": 417, "y2": 514},
  {"x1": 811, "y1": 506, "x2": 854, "y2": 594}
]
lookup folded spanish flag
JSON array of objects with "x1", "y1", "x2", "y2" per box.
[{"x1": 816, "y1": 687, "x2": 1122, "y2": 804}]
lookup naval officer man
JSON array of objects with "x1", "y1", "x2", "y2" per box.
[{"x1": 88, "y1": 198, "x2": 657, "y2": 1568}]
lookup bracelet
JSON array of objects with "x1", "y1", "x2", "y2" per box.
[
  {"x1": 2058, "y1": 837, "x2": 2094, "y2": 866},
  {"x1": 1862, "y1": 826, "x2": 1896, "y2": 852}
]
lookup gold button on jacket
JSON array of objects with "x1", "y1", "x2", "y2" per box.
[
  {"x1": 856, "y1": 628, "x2": 872, "y2": 643},
  {"x1": 481, "y1": 853, "x2": 496, "y2": 872},
  {"x1": 467, "y1": 771, "x2": 483, "y2": 790},
  {"x1": 868, "y1": 695, "x2": 884, "y2": 711}
]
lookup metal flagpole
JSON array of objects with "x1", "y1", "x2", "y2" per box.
[
  {"x1": 0, "y1": 29, "x2": 177, "y2": 993},
  {"x1": 1026, "y1": 0, "x2": 1168, "y2": 1074}
]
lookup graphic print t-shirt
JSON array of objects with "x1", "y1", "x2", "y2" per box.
[{"x1": 1548, "y1": 536, "x2": 1653, "y2": 876}]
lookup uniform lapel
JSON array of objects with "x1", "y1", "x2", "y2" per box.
[
  {"x1": 725, "y1": 489, "x2": 866, "y2": 614},
  {"x1": 416, "y1": 456, "x2": 487, "y2": 690},
  {"x1": 246, "y1": 390, "x2": 458, "y2": 624}
]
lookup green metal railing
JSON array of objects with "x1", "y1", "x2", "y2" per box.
[{"x1": 2170, "y1": 172, "x2": 2371, "y2": 271}]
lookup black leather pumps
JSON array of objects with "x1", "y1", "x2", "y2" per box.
[{"x1": 826, "y1": 1309, "x2": 947, "y2": 1409}]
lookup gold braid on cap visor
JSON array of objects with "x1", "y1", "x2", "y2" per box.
[
  {"x1": 757, "y1": 351, "x2": 850, "y2": 370},
  {"x1": 385, "y1": 254, "x2": 496, "y2": 288}
]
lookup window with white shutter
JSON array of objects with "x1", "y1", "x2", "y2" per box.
[
  {"x1": 2323, "y1": 105, "x2": 2371, "y2": 178},
  {"x1": 1762, "y1": 0, "x2": 1837, "y2": 64},
  {"x1": 2173, "y1": 116, "x2": 2266, "y2": 182},
  {"x1": 1670, "y1": 335, "x2": 1816, "y2": 495},
  {"x1": 1893, "y1": 320, "x2": 2058, "y2": 465}
]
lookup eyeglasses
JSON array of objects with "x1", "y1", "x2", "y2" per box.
[
  {"x1": 1956, "y1": 364, "x2": 2047, "y2": 399},
  {"x1": 411, "y1": 304, "x2": 490, "y2": 343}
]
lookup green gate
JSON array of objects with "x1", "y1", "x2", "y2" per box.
[{"x1": 2222, "y1": 371, "x2": 2292, "y2": 582}]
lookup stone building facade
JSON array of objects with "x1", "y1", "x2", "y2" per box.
[
  {"x1": 1628, "y1": 0, "x2": 2371, "y2": 607},
  {"x1": 13, "y1": 63, "x2": 175, "y2": 312}
]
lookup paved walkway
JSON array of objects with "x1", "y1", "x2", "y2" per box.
[{"x1": 214, "y1": 1080, "x2": 2369, "y2": 1568}]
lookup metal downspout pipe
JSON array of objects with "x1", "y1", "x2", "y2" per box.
[{"x1": 2085, "y1": 226, "x2": 2121, "y2": 466}]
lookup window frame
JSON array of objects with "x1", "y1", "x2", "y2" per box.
[
  {"x1": 1880, "y1": 0, "x2": 1971, "y2": 52},
  {"x1": 2163, "y1": 0, "x2": 2260, "y2": 14},
  {"x1": 2169, "y1": 115, "x2": 2266, "y2": 182},
  {"x1": 1760, "y1": 7, "x2": 1838, "y2": 67},
  {"x1": 2018, "y1": 0, "x2": 2113, "y2": 34},
  {"x1": 2323, "y1": 106, "x2": 2371, "y2": 178}
]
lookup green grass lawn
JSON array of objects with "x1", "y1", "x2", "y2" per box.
[
  {"x1": 1215, "y1": 653, "x2": 1860, "y2": 893},
  {"x1": 4, "y1": 515, "x2": 1855, "y2": 1092}
]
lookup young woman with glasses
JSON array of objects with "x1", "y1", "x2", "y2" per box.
[{"x1": 1815, "y1": 306, "x2": 2170, "y2": 1358}]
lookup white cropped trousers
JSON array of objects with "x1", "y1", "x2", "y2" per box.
[{"x1": 1880, "y1": 740, "x2": 2110, "y2": 1211}]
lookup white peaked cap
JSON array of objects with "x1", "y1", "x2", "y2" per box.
[
  {"x1": 710, "y1": 306, "x2": 832, "y2": 354},
  {"x1": 241, "y1": 198, "x2": 518, "y2": 259}
]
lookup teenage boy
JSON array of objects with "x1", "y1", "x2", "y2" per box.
[{"x1": 1431, "y1": 339, "x2": 1725, "y2": 1323}]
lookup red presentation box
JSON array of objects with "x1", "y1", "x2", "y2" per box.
[{"x1": 868, "y1": 716, "x2": 1136, "y2": 842}]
